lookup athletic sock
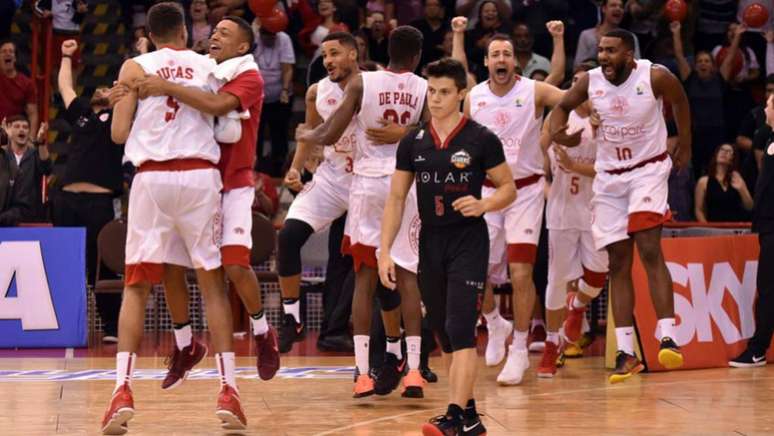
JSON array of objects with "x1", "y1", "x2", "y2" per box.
[
  {"x1": 282, "y1": 298, "x2": 300, "y2": 323},
  {"x1": 513, "y1": 329, "x2": 528, "y2": 351},
  {"x1": 615, "y1": 326, "x2": 635, "y2": 355},
  {"x1": 405, "y1": 336, "x2": 421, "y2": 370},
  {"x1": 115, "y1": 352, "x2": 136, "y2": 393},
  {"x1": 657, "y1": 318, "x2": 676, "y2": 341},
  {"x1": 446, "y1": 403, "x2": 464, "y2": 421},
  {"x1": 250, "y1": 310, "x2": 269, "y2": 336},
  {"x1": 572, "y1": 293, "x2": 587, "y2": 310},
  {"x1": 546, "y1": 331, "x2": 560, "y2": 346},
  {"x1": 464, "y1": 399, "x2": 477, "y2": 419},
  {"x1": 173, "y1": 322, "x2": 192, "y2": 351},
  {"x1": 354, "y1": 335, "x2": 370, "y2": 375},
  {"x1": 483, "y1": 307, "x2": 501, "y2": 325},
  {"x1": 215, "y1": 352, "x2": 237, "y2": 390},
  {"x1": 386, "y1": 336, "x2": 402, "y2": 360}
]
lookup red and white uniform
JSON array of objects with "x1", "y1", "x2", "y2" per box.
[
  {"x1": 344, "y1": 70, "x2": 427, "y2": 271},
  {"x1": 588, "y1": 59, "x2": 671, "y2": 250},
  {"x1": 545, "y1": 111, "x2": 608, "y2": 310},
  {"x1": 124, "y1": 48, "x2": 221, "y2": 285},
  {"x1": 469, "y1": 77, "x2": 545, "y2": 280},
  {"x1": 285, "y1": 76, "x2": 355, "y2": 232}
]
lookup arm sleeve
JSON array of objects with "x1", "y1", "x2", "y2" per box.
[
  {"x1": 62, "y1": 97, "x2": 89, "y2": 125},
  {"x1": 395, "y1": 133, "x2": 415, "y2": 172},
  {"x1": 481, "y1": 128, "x2": 506, "y2": 170},
  {"x1": 218, "y1": 70, "x2": 264, "y2": 111}
]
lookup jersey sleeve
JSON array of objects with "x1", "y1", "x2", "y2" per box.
[
  {"x1": 481, "y1": 127, "x2": 506, "y2": 170},
  {"x1": 63, "y1": 97, "x2": 89, "y2": 125},
  {"x1": 218, "y1": 70, "x2": 264, "y2": 112},
  {"x1": 395, "y1": 133, "x2": 415, "y2": 172}
]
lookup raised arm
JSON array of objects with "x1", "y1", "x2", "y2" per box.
[
  {"x1": 450, "y1": 17, "x2": 471, "y2": 78},
  {"x1": 58, "y1": 40, "x2": 78, "y2": 108},
  {"x1": 378, "y1": 169, "x2": 414, "y2": 289},
  {"x1": 297, "y1": 74, "x2": 362, "y2": 146},
  {"x1": 111, "y1": 59, "x2": 144, "y2": 144},
  {"x1": 652, "y1": 65, "x2": 691, "y2": 169},
  {"x1": 670, "y1": 21, "x2": 691, "y2": 82},
  {"x1": 544, "y1": 21, "x2": 566, "y2": 87},
  {"x1": 535, "y1": 80, "x2": 565, "y2": 113}
]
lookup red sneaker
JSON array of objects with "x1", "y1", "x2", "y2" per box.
[
  {"x1": 537, "y1": 341, "x2": 560, "y2": 378},
  {"x1": 161, "y1": 338, "x2": 208, "y2": 390},
  {"x1": 563, "y1": 292, "x2": 587, "y2": 344},
  {"x1": 216, "y1": 384, "x2": 247, "y2": 430},
  {"x1": 100, "y1": 383, "x2": 134, "y2": 435},
  {"x1": 255, "y1": 327, "x2": 280, "y2": 380}
]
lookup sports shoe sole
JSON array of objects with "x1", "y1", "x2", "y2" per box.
[
  {"x1": 658, "y1": 349, "x2": 684, "y2": 370},
  {"x1": 728, "y1": 360, "x2": 767, "y2": 368},
  {"x1": 497, "y1": 377, "x2": 524, "y2": 386},
  {"x1": 528, "y1": 342, "x2": 545, "y2": 353},
  {"x1": 421, "y1": 423, "x2": 448, "y2": 436},
  {"x1": 401, "y1": 386, "x2": 424, "y2": 398},
  {"x1": 161, "y1": 343, "x2": 209, "y2": 390},
  {"x1": 608, "y1": 363, "x2": 645, "y2": 384},
  {"x1": 101, "y1": 407, "x2": 134, "y2": 435},
  {"x1": 537, "y1": 370, "x2": 555, "y2": 378},
  {"x1": 216, "y1": 409, "x2": 247, "y2": 431},
  {"x1": 352, "y1": 389, "x2": 375, "y2": 398}
]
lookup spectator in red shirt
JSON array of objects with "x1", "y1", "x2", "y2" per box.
[
  {"x1": 0, "y1": 40, "x2": 39, "y2": 136},
  {"x1": 252, "y1": 171, "x2": 278, "y2": 217}
]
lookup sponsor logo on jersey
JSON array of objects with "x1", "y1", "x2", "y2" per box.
[
  {"x1": 636, "y1": 83, "x2": 645, "y2": 95},
  {"x1": 234, "y1": 227, "x2": 245, "y2": 235},
  {"x1": 515, "y1": 97, "x2": 523, "y2": 107},
  {"x1": 398, "y1": 83, "x2": 405, "y2": 90},
  {"x1": 643, "y1": 196, "x2": 652, "y2": 203},
  {"x1": 494, "y1": 110, "x2": 511, "y2": 130},
  {"x1": 414, "y1": 155, "x2": 426, "y2": 162},
  {"x1": 327, "y1": 98, "x2": 337, "y2": 106},
  {"x1": 451, "y1": 150, "x2": 472, "y2": 169},
  {"x1": 594, "y1": 89, "x2": 604, "y2": 97},
  {"x1": 408, "y1": 214, "x2": 421, "y2": 255},
  {"x1": 600, "y1": 123, "x2": 646, "y2": 140}
]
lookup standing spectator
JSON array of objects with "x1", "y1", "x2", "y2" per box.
[
  {"x1": 624, "y1": 0, "x2": 663, "y2": 56},
  {"x1": 0, "y1": 41, "x2": 39, "y2": 137},
  {"x1": 309, "y1": 0, "x2": 350, "y2": 56},
  {"x1": 574, "y1": 0, "x2": 640, "y2": 67},
  {"x1": 187, "y1": 0, "x2": 212, "y2": 54},
  {"x1": 512, "y1": 22, "x2": 551, "y2": 79},
  {"x1": 694, "y1": 144, "x2": 754, "y2": 222},
  {"x1": 410, "y1": 0, "x2": 450, "y2": 72},
  {"x1": 455, "y1": 0, "x2": 510, "y2": 28},
  {"x1": 512, "y1": 0, "x2": 569, "y2": 57},
  {"x1": 1, "y1": 115, "x2": 49, "y2": 221},
  {"x1": 712, "y1": 23, "x2": 760, "y2": 84},
  {"x1": 53, "y1": 40, "x2": 122, "y2": 341},
  {"x1": 34, "y1": 0, "x2": 88, "y2": 70},
  {"x1": 0, "y1": 137, "x2": 33, "y2": 226},
  {"x1": 464, "y1": 0, "x2": 512, "y2": 81},
  {"x1": 736, "y1": 75, "x2": 774, "y2": 191},
  {"x1": 361, "y1": 11, "x2": 389, "y2": 65},
  {"x1": 695, "y1": 0, "x2": 738, "y2": 52},
  {"x1": 253, "y1": 26, "x2": 295, "y2": 176}
]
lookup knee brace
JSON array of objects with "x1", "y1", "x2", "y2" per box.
[
  {"x1": 277, "y1": 219, "x2": 314, "y2": 277},
  {"x1": 579, "y1": 267, "x2": 606, "y2": 299},
  {"x1": 376, "y1": 282, "x2": 402, "y2": 311}
]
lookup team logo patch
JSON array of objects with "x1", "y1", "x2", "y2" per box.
[
  {"x1": 525, "y1": 229, "x2": 533, "y2": 235},
  {"x1": 414, "y1": 155, "x2": 426, "y2": 162},
  {"x1": 234, "y1": 227, "x2": 245, "y2": 235},
  {"x1": 768, "y1": 143, "x2": 774, "y2": 156},
  {"x1": 451, "y1": 150, "x2": 472, "y2": 169},
  {"x1": 610, "y1": 96, "x2": 628, "y2": 117},
  {"x1": 398, "y1": 83, "x2": 405, "y2": 90},
  {"x1": 643, "y1": 196, "x2": 652, "y2": 203},
  {"x1": 594, "y1": 89, "x2": 604, "y2": 97},
  {"x1": 515, "y1": 98, "x2": 523, "y2": 107},
  {"x1": 636, "y1": 83, "x2": 645, "y2": 95},
  {"x1": 409, "y1": 214, "x2": 421, "y2": 255},
  {"x1": 494, "y1": 110, "x2": 511, "y2": 129},
  {"x1": 327, "y1": 98, "x2": 337, "y2": 106},
  {"x1": 415, "y1": 129, "x2": 425, "y2": 139}
]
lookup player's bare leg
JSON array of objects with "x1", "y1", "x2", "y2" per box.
[
  {"x1": 482, "y1": 281, "x2": 512, "y2": 366},
  {"x1": 497, "y1": 262, "x2": 536, "y2": 385},
  {"x1": 632, "y1": 226, "x2": 683, "y2": 370},
  {"x1": 606, "y1": 239, "x2": 644, "y2": 383},
  {"x1": 352, "y1": 266, "x2": 379, "y2": 397},
  {"x1": 395, "y1": 266, "x2": 425, "y2": 398}
]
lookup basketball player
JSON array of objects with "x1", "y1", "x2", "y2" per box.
[
  {"x1": 549, "y1": 29, "x2": 691, "y2": 383},
  {"x1": 296, "y1": 26, "x2": 428, "y2": 398},
  {"x1": 132, "y1": 16, "x2": 280, "y2": 386},
  {"x1": 380, "y1": 57, "x2": 516, "y2": 436},
  {"x1": 452, "y1": 16, "x2": 566, "y2": 385},
  {"x1": 101, "y1": 3, "x2": 244, "y2": 434},
  {"x1": 537, "y1": 64, "x2": 608, "y2": 378}
]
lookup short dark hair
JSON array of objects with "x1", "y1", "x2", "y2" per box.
[
  {"x1": 388, "y1": 26, "x2": 423, "y2": 67},
  {"x1": 0, "y1": 39, "x2": 14, "y2": 51},
  {"x1": 5, "y1": 114, "x2": 28, "y2": 125},
  {"x1": 603, "y1": 29, "x2": 635, "y2": 51},
  {"x1": 322, "y1": 31, "x2": 358, "y2": 51},
  {"x1": 425, "y1": 57, "x2": 467, "y2": 91},
  {"x1": 147, "y1": 2, "x2": 184, "y2": 42},
  {"x1": 487, "y1": 33, "x2": 514, "y2": 51},
  {"x1": 222, "y1": 16, "x2": 255, "y2": 55}
]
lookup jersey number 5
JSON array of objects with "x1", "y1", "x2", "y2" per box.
[
  {"x1": 383, "y1": 109, "x2": 412, "y2": 125},
  {"x1": 434, "y1": 195, "x2": 444, "y2": 216},
  {"x1": 570, "y1": 176, "x2": 580, "y2": 195},
  {"x1": 165, "y1": 96, "x2": 180, "y2": 122}
]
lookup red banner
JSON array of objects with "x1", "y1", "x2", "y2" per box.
[{"x1": 632, "y1": 234, "x2": 774, "y2": 371}]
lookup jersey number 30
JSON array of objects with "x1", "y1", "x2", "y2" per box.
[{"x1": 383, "y1": 109, "x2": 412, "y2": 125}]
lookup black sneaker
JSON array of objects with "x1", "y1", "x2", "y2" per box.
[
  {"x1": 374, "y1": 352, "x2": 406, "y2": 395},
  {"x1": 461, "y1": 413, "x2": 487, "y2": 436},
  {"x1": 420, "y1": 364, "x2": 438, "y2": 383},
  {"x1": 729, "y1": 349, "x2": 767, "y2": 368},
  {"x1": 657, "y1": 337, "x2": 684, "y2": 370},
  {"x1": 278, "y1": 314, "x2": 305, "y2": 353},
  {"x1": 421, "y1": 414, "x2": 461, "y2": 436}
]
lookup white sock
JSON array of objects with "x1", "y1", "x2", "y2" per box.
[
  {"x1": 615, "y1": 326, "x2": 635, "y2": 355},
  {"x1": 283, "y1": 299, "x2": 301, "y2": 323},
  {"x1": 406, "y1": 336, "x2": 421, "y2": 370},
  {"x1": 546, "y1": 331, "x2": 560, "y2": 346},
  {"x1": 386, "y1": 337, "x2": 402, "y2": 360},
  {"x1": 483, "y1": 307, "x2": 501, "y2": 325},
  {"x1": 657, "y1": 318, "x2": 676, "y2": 341},
  {"x1": 531, "y1": 318, "x2": 545, "y2": 330},
  {"x1": 216, "y1": 352, "x2": 237, "y2": 391},
  {"x1": 173, "y1": 324, "x2": 192, "y2": 350},
  {"x1": 572, "y1": 294, "x2": 587, "y2": 310},
  {"x1": 115, "y1": 352, "x2": 136, "y2": 392},
  {"x1": 354, "y1": 335, "x2": 370, "y2": 375},
  {"x1": 251, "y1": 311, "x2": 269, "y2": 336},
  {"x1": 513, "y1": 330, "x2": 528, "y2": 351}
]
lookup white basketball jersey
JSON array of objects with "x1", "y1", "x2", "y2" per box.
[
  {"x1": 125, "y1": 48, "x2": 219, "y2": 166},
  {"x1": 469, "y1": 77, "x2": 544, "y2": 179},
  {"x1": 355, "y1": 70, "x2": 427, "y2": 177},
  {"x1": 546, "y1": 111, "x2": 596, "y2": 230},
  {"x1": 315, "y1": 77, "x2": 355, "y2": 185},
  {"x1": 588, "y1": 59, "x2": 667, "y2": 172}
]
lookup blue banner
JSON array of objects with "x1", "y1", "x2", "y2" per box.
[{"x1": 0, "y1": 228, "x2": 87, "y2": 347}]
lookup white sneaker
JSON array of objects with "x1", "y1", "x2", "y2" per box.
[
  {"x1": 485, "y1": 317, "x2": 513, "y2": 366},
  {"x1": 497, "y1": 346, "x2": 529, "y2": 385}
]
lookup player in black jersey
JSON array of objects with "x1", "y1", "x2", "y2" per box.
[{"x1": 379, "y1": 58, "x2": 516, "y2": 436}]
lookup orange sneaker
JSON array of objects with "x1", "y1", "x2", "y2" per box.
[
  {"x1": 563, "y1": 292, "x2": 586, "y2": 344},
  {"x1": 216, "y1": 384, "x2": 247, "y2": 430},
  {"x1": 353, "y1": 373, "x2": 375, "y2": 398},
  {"x1": 401, "y1": 369, "x2": 426, "y2": 398},
  {"x1": 537, "y1": 341, "x2": 560, "y2": 378},
  {"x1": 101, "y1": 383, "x2": 134, "y2": 435}
]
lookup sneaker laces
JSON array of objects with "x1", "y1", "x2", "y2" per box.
[{"x1": 164, "y1": 347, "x2": 184, "y2": 372}]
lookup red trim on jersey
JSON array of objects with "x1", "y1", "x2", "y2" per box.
[
  {"x1": 138, "y1": 158, "x2": 216, "y2": 173},
  {"x1": 507, "y1": 243, "x2": 537, "y2": 265},
  {"x1": 605, "y1": 151, "x2": 669, "y2": 175},
  {"x1": 222, "y1": 245, "x2": 251, "y2": 268},
  {"x1": 628, "y1": 210, "x2": 672, "y2": 234},
  {"x1": 157, "y1": 45, "x2": 189, "y2": 51},
  {"x1": 429, "y1": 116, "x2": 468, "y2": 150},
  {"x1": 581, "y1": 266, "x2": 607, "y2": 288},
  {"x1": 125, "y1": 262, "x2": 163, "y2": 286},
  {"x1": 350, "y1": 243, "x2": 377, "y2": 272},
  {"x1": 483, "y1": 173, "x2": 542, "y2": 189}
]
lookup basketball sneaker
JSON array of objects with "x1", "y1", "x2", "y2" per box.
[
  {"x1": 462, "y1": 412, "x2": 487, "y2": 436},
  {"x1": 161, "y1": 338, "x2": 208, "y2": 390},
  {"x1": 101, "y1": 383, "x2": 134, "y2": 435},
  {"x1": 609, "y1": 351, "x2": 645, "y2": 384},
  {"x1": 278, "y1": 314, "x2": 305, "y2": 353},
  {"x1": 497, "y1": 346, "x2": 529, "y2": 385},
  {"x1": 729, "y1": 349, "x2": 767, "y2": 368},
  {"x1": 485, "y1": 317, "x2": 513, "y2": 366},
  {"x1": 216, "y1": 384, "x2": 247, "y2": 431},
  {"x1": 421, "y1": 414, "x2": 461, "y2": 436},
  {"x1": 375, "y1": 352, "x2": 406, "y2": 395},
  {"x1": 537, "y1": 340, "x2": 560, "y2": 378},
  {"x1": 657, "y1": 337, "x2": 684, "y2": 370},
  {"x1": 420, "y1": 364, "x2": 438, "y2": 383},
  {"x1": 563, "y1": 292, "x2": 586, "y2": 344},
  {"x1": 528, "y1": 323, "x2": 546, "y2": 352},
  {"x1": 255, "y1": 326, "x2": 280, "y2": 380},
  {"x1": 353, "y1": 373, "x2": 375, "y2": 398},
  {"x1": 401, "y1": 369, "x2": 426, "y2": 398}
]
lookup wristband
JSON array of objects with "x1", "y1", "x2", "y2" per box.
[{"x1": 62, "y1": 54, "x2": 72, "y2": 59}]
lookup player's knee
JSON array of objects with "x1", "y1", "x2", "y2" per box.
[
  {"x1": 509, "y1": 263, "x2": 533, "y2": 286},
  {"x1": 607, "y1": 252, "x2": 630, "y2": 275},
  {"x1": 637, "y1": 242, "x2": 663, "y2": 267},
  {"x1": 544, "y1": 282, "x2": 566, "y2": 311},
  {"x1": 376, "y1": 282, "x2": 402, "y2": 311},
  {"x1": 277, "y1": 219, "x2": 314, "y2": 277},
  {"x1": 445, "y1": 319, "x2": 476, "y2": 351}
]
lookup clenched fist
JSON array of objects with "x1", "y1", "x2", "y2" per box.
[
  {"x1": 61, "y1": 39, "x2": 78, "y2": 56},
  {"x1": 451, "y1": 16, "x2": 468, "y2": 33}
]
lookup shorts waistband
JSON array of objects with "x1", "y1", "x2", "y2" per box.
[
  {"x1": 138, "y1": 158, "x2": 216, "y2": 173},
  {"x1": 483, "y1": 173, "x2": 543, "y2": 189},
  {"x1": 604, "y1": 151, "x2": 669, "y2": 175}
]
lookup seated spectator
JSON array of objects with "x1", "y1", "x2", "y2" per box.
[
  {"x1": 0, "y1": 40, "x2": 39, "y2": 136},
  {"x1": 252, "y1": 171, "x2": 279, "y2": 218},
  {"x1": 574, "y1": 0, "x2": 640, "y2": 67},
  {"x1": 361, "y1": 10, "x2": 389, "y2": 65},
  {"x1": 513, "y1": 20, "x2": 564, "y2": 86},
  {"x1": 712, "y1": 22, "x2": 760, "y2": 84},
  {"x1": 455, "y1": 0, "x2": 510, "y2": 29},
  {"x1": 464, "y1": 0, "x2": 512, "y2": 81},
  {"x1": 187, "y1": 0, "x2": 211, "y2": 54},
  {"x1": 0, "y1": 144, "x2": 33, "y2": 226},
  {"x1": 695, "y1": 144, "x2": 754, "y2": 222},
  {"x1": 34, "y1": 0, "x2": 89, "y2": 70},
  {"x1": 309, "y1": 0, "x2": 350, "y2": 57},
  {"x1": 410, "y1": 0, "x2": 449, "y2": 72},
  {"x1": 1, "y1": 115, "x2": 49, "y2": 221}
]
